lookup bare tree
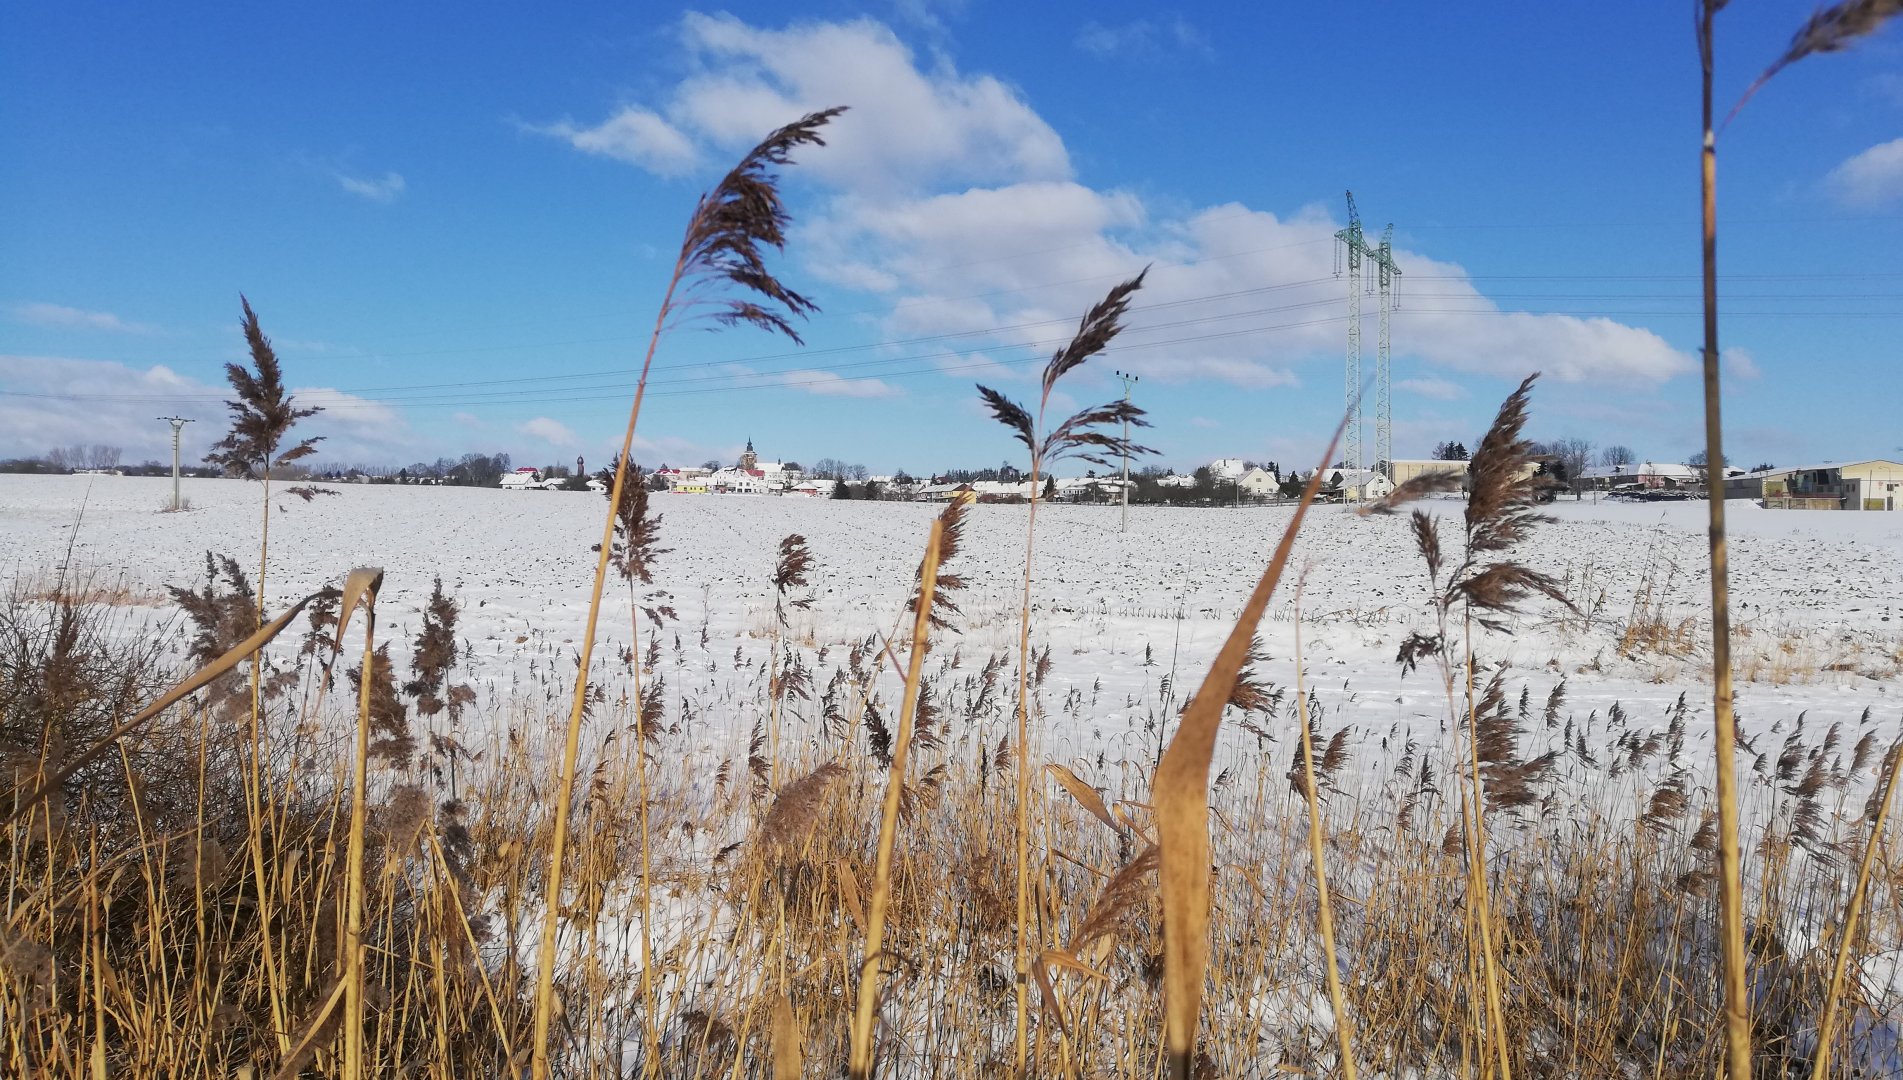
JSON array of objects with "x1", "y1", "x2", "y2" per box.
[
  {"x1": 44, "y1": 445, "x2": 123, "y2": 471},
  {"x1": 1600, "y1": 444, "x2": 1635, "y2": 468},
  {"x1": 1552, "y1": 437, "x2": 1593, "y2": 484}
]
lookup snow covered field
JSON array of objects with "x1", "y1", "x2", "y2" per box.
[
  {"x1": 6, "y1": 470, "x2": 1899, "y2": 858},
  {"x1": 5, "y1": 472, "x2": 1901, "y2": 1068},
  {"x1": 4, "y1": 474, "x2": 1897, "y2": 748}
]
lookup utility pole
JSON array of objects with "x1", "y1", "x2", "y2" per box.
[
  {"x1": 1115, "y1": 370, "x2": 1138, "y2": 531},
  {"x1": 158, "y1": 416, "x2": 193, "y2": 511}
]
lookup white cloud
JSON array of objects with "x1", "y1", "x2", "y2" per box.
[
  {"x1": 528, "y1": 108, "x2": 700, "y2": 176},
  {"x1": 9, "y1": 301, "x2": 157, "y2": 334},
  {"x1": 285, "y1": 385, "x2": 423, "y2": 462},
  {"x1": 1827, "y1": 137, "x2": 1903, "y2": 206},
  {"x1": 1722, "y1": 346, "x2": 1762, "y2": 380},
  {"x1": 776, "y1": 368, "x2": 901, "y2": 397},
  {"x1": 1190, "y1": 416, "x2": 1220, "y2": 428},
  {"x1": 890, "y1": 0, "x2": 968, "y2": 33},
  {"x1": 517, "y1": 416, "x2": 579, "y2": 447},
  {"x1": 1075, "y1": 16, "x2": 1212, "y2": 60},
  {"x1": 1397, "y1": 376, "x2": 1466, "y2": 400},
  {"x1": 626, "y1": 431, "x2": 711, "y2": 461},
  {"x1": 290, "y1": 386, "x2": 405, "y2": 433},
  {"x1": 707, "y1": 361, "x2": 903, "y2": 398},
  {"x1": 811, "y1": 192, "x2": 1688, "y2": 387},
  {"x1": 0, "y1": 355, "x2": 417, "y2": 464},
  {"x1": 548, "y1": 14, "x2": 1695, "y2": 392},
  {"x1": 0, "y1": 356, "x2": 208, "y2": 459},
  {"x1": 335, "y1": 171, "x2": 406, "y2": 202},
  {"x1": 535, "y1": 13, "x2": 1067, "y2": 195},
  {"x1": 452, "y1": 411, "x2": 484, "y2": 428}
]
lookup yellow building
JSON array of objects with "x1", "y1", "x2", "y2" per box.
[
  {"x1": 1726, "y1": 459, "x2": 1903, "y2": 510},
  {"x1": 1390, "y1": 459, "x2": 1471, "y2": 488}
]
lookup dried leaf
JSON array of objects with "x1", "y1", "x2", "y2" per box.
[
  {"x1": 1154, "y1": 415, "x2": 1345, "y2": 1076},
  {"x1": 771, "y1": 994, "x2": 802, "y2": 1080},
  {"x1": 1045, "y1": 763, "x2": 1119, "y2": 832}
]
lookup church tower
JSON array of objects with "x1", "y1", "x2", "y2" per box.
[{"x1": 739, "y1": 438, "x2": 758, "y2": 472}]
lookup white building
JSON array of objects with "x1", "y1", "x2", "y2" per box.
[
  {"x1": 707, "y1": 468, "x2": 768, "y2": 495},
  {"x1": 1580, "y1": 461, "x2": 1701, "y2": 491},
  {"x1": 1053, "y1": 476, "x2": 1129, "y2": 501},
  {"x1": 1208, "y1": 458, "x2": 1247, "y2": 481},
  {"x1": 1238, "y1": 467, "x2": 1280, "y2": 498},
  {"x1": 499, "y1": 467, "x2": 541, "y2": 490}
]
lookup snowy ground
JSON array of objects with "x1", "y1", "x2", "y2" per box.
[
  {"x1": 6, "y1": 471, "x2": 1899, "y2": 842},
  {"x1": 6, "y1": 473, "x2": 1901, "y2": 1065},
  {"x1": 4, "y1": 474, "x2": 1898, "y2": 737}
]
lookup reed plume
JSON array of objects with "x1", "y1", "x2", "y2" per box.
[
  {"x1": 1731, "y1": 0, "x2": 1903, "y2": 122},
  {"x1": 533, "y1": 106, "x2": 841, "y2": 1080},
  {"x1": 206, "y1": 295, "x2": 325, "y2": 1053},
  {"x1": 976, "y1": 270, "x2": 1153, "y2": 1071},
  {"x1": 205, "y1": 297, "x2": 323, "y2": 483},
  {"x1": 1381, "y1": 374, "x2": 1574, "y2": 1080}
]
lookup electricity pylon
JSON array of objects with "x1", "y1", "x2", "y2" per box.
[
  {"x1": 1336, "y1": 192, "x2": 1402, "y2": 494},
  {"x1": 1335, "y1": 192, "x2": 1365, "y2": 479},
  {"x1": 1370, "y1": 223, "x2": 1402, "y2": 483},
  {"x1": 158, "y1": 416, "x2": 193, "y2": 511}
]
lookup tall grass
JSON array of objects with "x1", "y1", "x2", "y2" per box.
[
  {"x1": 2, "y1": 547, "x2": 1899, "y2": 1076},
  {"x1": 975, "y1": 270, "x2": 1152, "y2": 1072},
  {"x1": 535, "y1": 105, "x2": 842, "y2": 1080}
]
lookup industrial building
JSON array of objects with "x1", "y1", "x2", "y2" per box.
[{"x1": 1724, "y1": 459, "x2": 1902, "y2": 510}]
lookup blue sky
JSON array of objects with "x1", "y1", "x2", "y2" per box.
[{"x1": 5, "y1": 1, "x2": 1902, "y2": 476}]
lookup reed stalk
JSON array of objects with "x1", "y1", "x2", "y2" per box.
[
  {"x1": 848, "y1": 519, "x2": 944, "y2": 1078},
  {"x1": 1696, "y1": 11, "x2": 1754, "y2": 1076},
  {"x1": 339, "y1": 566, "x2": 384, "y2": 1080},
  {"x1": 1291, "y1": 594, "x2": 1356, "y2": 1080},
  {"x1": 528, "y1": 109, "x2": 839, "y2": 1079},
  {"x1": 1810, "y1": 738, "x2": 1901, "y2": 1080}
]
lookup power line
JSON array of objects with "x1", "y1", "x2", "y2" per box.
[{"x1": 11, "y1": 300, "x2": 1901, "y2": 410}]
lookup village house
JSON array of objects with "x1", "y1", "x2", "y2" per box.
[
  {"x1": 499, "y1": 467, "x2": 541, "y2": 490},
  {"x1": 1579, "y1": 461, "x2": 1701, "y2": 491},
  {"x1": 914, "y1": 479, "x2": 1037, "y2": 503},
  {"x1": 706, "y1": 467, "x2": 768, "y2": 494},
  {"x1": 1237, "y1": 467, "x2": 1280, "y2": 498}
]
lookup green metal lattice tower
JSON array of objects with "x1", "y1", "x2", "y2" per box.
[
  {"x1": 1371, "y1": 222, "x2": 1402, "y2": 482},
  {"x1": 1336, "y1": 192, "x2": 1401, "y2": 490},
  {"x1": 1336, "y1": 192, "x2": 1366, "y2": 477}
]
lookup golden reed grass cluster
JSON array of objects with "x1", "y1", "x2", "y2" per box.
[{"x1": 8, "y1": 19, "x2": 1903, "y2": 1073}]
